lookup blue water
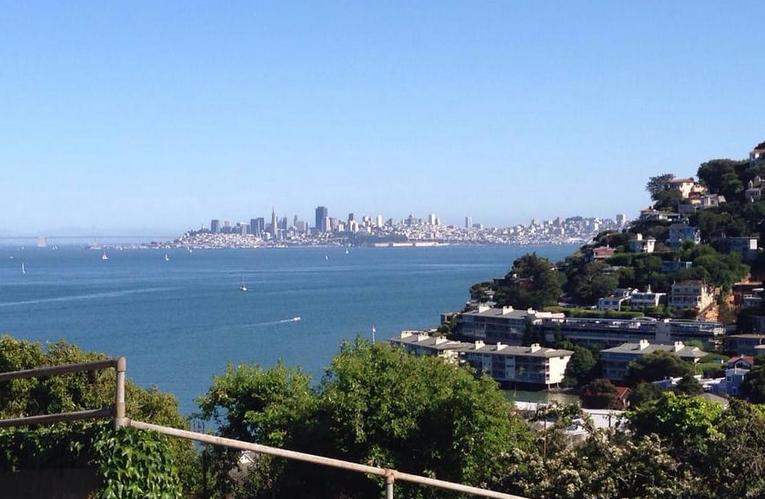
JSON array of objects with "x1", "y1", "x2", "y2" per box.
[{"x1": 0, "y1": 245, "x2": 575, "y2": 414}]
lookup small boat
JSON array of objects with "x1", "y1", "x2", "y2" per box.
[
  {"x1": 292, "y1": 316, "x2": 301, "y2": 322},
  {"x1": 345, "y1": 248, "x2": 349, "y2": 255},
  {"x1": 101, "y1": 251, "x2": 109, "y2": 261},
  {"x1": 164, "y1": 253, "x2": 171, "y2": 262},
  {"x1": 21, "y1": 263, "x2": 26, "y2": 275},
  {"x1": 325, "y1": 255, "x2": 329, "y2": 261},
  {"x1": 239, "y1": 276, "x2": 247, "y2": 292}
]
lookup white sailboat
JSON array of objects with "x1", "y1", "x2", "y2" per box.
[
  {"x1": 21, "y1": 263, "x2": 26, "y2": 275},
  {"x1": 345, "y1": 247, "x2": 350, "y2": 255},
  {"x1": 101, "y1": 250, "x2": 109, "y2": 261},
  {"x1": 239, "y1": 276, "x2": 248, "y2": 292},
  {"x1": 164, "y1": 253, "x2": 171, "y2": 262}
]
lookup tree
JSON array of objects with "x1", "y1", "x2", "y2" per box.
[
  {"x1": 0, "y1": 336, "x2": 195, "y2": 496},
  {"x1": 629, "y1": 382, "x2": 662, "y2": 407},
  {"x1": 700, "y1": 400, "x2": 765, "y2": 497},
  {"x1": 495, "y1": 254, "x2": 564, "y2": 309},
  {"x1": 580, "y1": 378, "x2": 620, "y2": 409},
  {"x1": 565, "y1": 260, "x2": 619, "y2": 305},
  {"x1": 199, "y1": 339, "x2": 534, "y2": 498},
  {"x1": 697, "y1": 159, "x2": 748, "y2": 199},
  {"x1": 646, "y1": 174, "x2": 675, "y2": 199},
  {"x1": 562, "y1": 345, "x2": 598, "y2": 387},
  {"x1": 675, "y1": 374, "x2": 703, "y2": 396},
  {"x1": 628, "y1": 392, "x2": 723, "y2": 455},
  {"x1": 652, "y1": 189, "x2": 683, "y2": 211},
  {"x1": 743, "y1": 365, "x2": 765, "y2": 404},
  {"x1": 623, "y1": 351, "x2": 694, "y2": 386}
]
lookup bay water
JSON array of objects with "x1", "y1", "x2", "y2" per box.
[{"x1": 0, "y1": 245, "x2": 577, "y2": 414}]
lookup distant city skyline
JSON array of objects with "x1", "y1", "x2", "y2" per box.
[{"x1": 1, "y1": 2, "x2": 764, "y2": 234}]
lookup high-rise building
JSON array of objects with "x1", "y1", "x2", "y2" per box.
[
  {"x1": 428, "y1": 213, "x2": 438, "y2": 225},
  {"x1": 271, "y1": 208, "x2": 278, "y2": 237},
  {"x1": 279, "y1": 217, "x2": 288, "y2": 230},
  {"x1": 465, "y1": 216, "x2": 472, "y2": 229},
  {"x1": 211, "y1": 219, "x2": 221, "y2": 233},
  {"x1": 348, "y1": 213, "x2": 355, "y2": 223},
  {"x1": 315, "y1": 206, "x2": 328, "y2": 232},
  {"x1": 250, "y1": 218, "x2": 265, "y2": 236},
  {"x1": 375, "y1": 215, "x2": 384, "y2": 227},
  {"x1": 616, "y1": 213, "x2": 627, "y2": 226}
]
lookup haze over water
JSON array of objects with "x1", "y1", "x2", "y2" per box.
[{"x1": 0, "y1": 245, "x2": 575, "y2": 414}]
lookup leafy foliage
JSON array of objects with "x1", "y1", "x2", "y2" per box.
[
  {"x1": 93, "y1": 425, "x2": 182, "y2": 499},
  {"x1": 580, "y1": 378, "x2": 621, "y2": 409},
  {"x1": 0, "y1": 336, "x2": 195, "y2": 497},
  {"x1": 623, "y1": 351, "x2": 694, "y2": 387},
  {"x1": 199, "y1": 338, "x2": 534, "y2": 499},
  {"x1": 743, "y1": 364, "x2": 765, "y2": 403},
  {"x1": 494, "y1": 254, "x2": 564, "y2": 309}
]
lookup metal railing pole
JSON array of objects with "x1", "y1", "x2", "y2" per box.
[
  {"x1": 386, "y1": 471, "x2": 395, "y2": 499},
  {"x1": 114, "y1": 356, "x2": 126, "y2": 429}
]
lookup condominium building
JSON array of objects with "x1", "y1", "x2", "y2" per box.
[
  {"x1": 600, "y1": 340, "x2": 706, "y2": 381},
  {"x1": 459, "y1": 341, "x2": 573, "y2": 387},
  {"x1": 454, "y1": 306, "x2": 724, "y2": 349},
  {"x1": 454, "y1": 305, "x2": 565, "y2": 344},
  {"x1": 726, "y1": 334, "x2": 765, "y2": 356},
  {"x1": 389, "y1": 331, "x2": 465, "y2": 363}
]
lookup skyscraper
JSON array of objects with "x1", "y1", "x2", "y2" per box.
[
  {"x1": 315, "y1": 206, "x2": 328, "y2": 232},
  {"x1": 465, "y1": 216, "x2": 472, "y2": 229},
  {"x1": 211, "y1": 219, "x2": 221, "y2": 233},
  {"x1": 251, "y1": 218, "x2": 265, "y2": 236},
  {"x1": 271, "y1": 208, "x2": 278, "y2": 237}
]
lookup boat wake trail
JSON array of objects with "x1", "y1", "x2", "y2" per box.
[
  {"x1": 240, "y1": 317, "x2": 302, "y2": 328},
  {"x1": 0, "y1": 287, "x2": 180, "y2": 308}
]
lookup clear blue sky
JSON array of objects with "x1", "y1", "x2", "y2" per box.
[{"x1": 1, "y1": 1, "x2": 764, "y2": 235}]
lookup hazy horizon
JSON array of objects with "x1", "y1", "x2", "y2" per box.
[{"x1": 2, "y1": 1, "x2": 764, "y2": 233}]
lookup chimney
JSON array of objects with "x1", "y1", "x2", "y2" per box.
[
  {"x1": 496, "y1": 342, "x2": 507, "y2": 351},
  {"x1": 416, "y1": 333, "x2": 428, "y2": 342},
  {"x1": 400, "y1": 331, "x2": 413, "y2": 339},
  {"x1": 478, "y1": 304, "x2": 490, "y2": 313},
  {"x1": 638, "y1": 339, "x2": 650, "y2": 350},
  {"x1": 434, "y1": 337, "x2": 446, "y2": 345},
  {"x1": 530, "y1": 343, "x2": 541, "y2": 353},
  {"x1": 673, "y1": 341, "x2": 684, "y2": 352},
  {"x1": 501, "y1": 306, "x2": 514, "y2": 315},
  {"x1": 474, "y1": 340, "x2": 485, "y2": 349}
]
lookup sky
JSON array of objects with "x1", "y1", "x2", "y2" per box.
[{"x1": 1, "y1": 1, "x2": 764, "y2": 235}]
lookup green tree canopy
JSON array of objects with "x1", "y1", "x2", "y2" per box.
[
  {"x1": 743, "y1": 364, "x2": 765, "y2": 404},
  {"x1": 580, "y1": 378, "x2": 620, "y2": 409},
  {"x1": 199, "y1": 339, "x2": 534, "y2": 499},
  {"x1": 623, "y1": 351, "x2": 694, "y2": 387},
  {"x1": 495, "y1": 253, "x2": 564, "y2": 309},
  {"x1": 646, "y1": 174, "x2": 675, "y2": 199},
  {"x1": 562, "y1": 344, "x2": 598, "y2": 387},
  {"x1": 0, "y1": 336, "x2": 194, "y2": 497}
]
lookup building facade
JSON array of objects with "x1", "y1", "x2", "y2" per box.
[
  {"x1": 600, "y1": 340, "x2": 706, "y2": 381},
  {"x1": 459, "y1": 341, "x2": 573, "y2": 387},
  {"x1": 669, "y1": 280, "x2": 715, "y2": 311}
]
